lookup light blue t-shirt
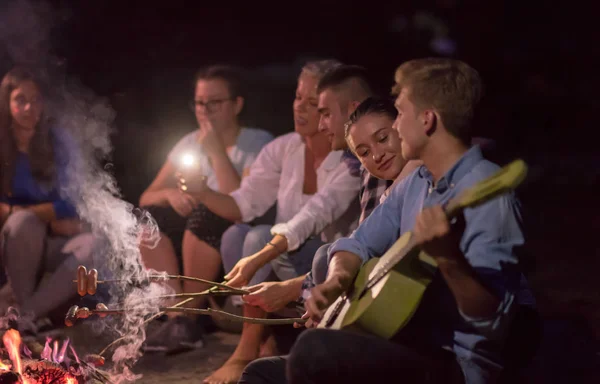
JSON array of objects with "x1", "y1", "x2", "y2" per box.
[{"x1": 168, "y1": 127, "x2": 273, "y2": 191}]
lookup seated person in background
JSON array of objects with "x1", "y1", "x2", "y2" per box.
[
  {"x1": 0, "y1": 67, "x2": 96, "y2": 331},
  {"x1": 190, "y1": 59, "x2": 364, "y2": 384},
  {"x1": 139, "y1": 65, "x2": 273, "y2": 349},
  {"x1": 288, "y1": 58, "x2": 537, "y2": 384},
  {"x1": 236, "y1": 65, "x2": 391, "y2": 318},
  {"x1": 239, "y1": 96, "x2": 421, "y2": 384}
]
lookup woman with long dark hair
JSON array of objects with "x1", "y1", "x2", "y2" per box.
[{"x1": 0, "y1": 67, "x2": 96, "y2": 331}]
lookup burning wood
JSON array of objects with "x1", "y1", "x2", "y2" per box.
[{"x1": 0, "y1": 329, "x2": 108, "y2": 384}]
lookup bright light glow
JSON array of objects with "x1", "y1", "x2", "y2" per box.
[{"x1": 181, "y1": 153, "x2": 195, "y2": 168}]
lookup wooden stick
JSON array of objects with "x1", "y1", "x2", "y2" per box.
[
  {"x1": 74, "y1": 274, "x2": 247, "y2": 294},
  {"x1": 84, "y1": 306, "x2": 305, "y2": 325},
  {"x1": 99, "y1": 287, "x2": 250, "y2": 310}
]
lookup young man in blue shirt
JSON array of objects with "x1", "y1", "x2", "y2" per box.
[{"x1": 290, "y1": 58, "x2": 537, "y2": 384}]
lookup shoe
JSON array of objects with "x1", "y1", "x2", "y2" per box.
[{"x1": 143, "y1": 316, "x2": 205, "y2": 354}]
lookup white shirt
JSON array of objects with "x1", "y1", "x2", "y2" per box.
[
  {"x1": 231, "y1": 132, "x2": 361, "y2": 251},
  {"x1": 168, "y1": 127, "x2": 274, "y2": 191}
]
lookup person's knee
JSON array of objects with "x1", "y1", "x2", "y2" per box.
[
  {"x1": 312, "y1": 243, "x2": 330, "y2": 285},
  {"x1": 242, "y1": 225, "x2": 272, "y2": 256},
  {"x1": 221, "y1": 224, "x2": 249, "y2": 247},
  {"x1": 62, "y1": 233, "x2": 96, "y2": 263},
  {"x1": 1, "y1": 210, "x2": 45, "y2": 237}
]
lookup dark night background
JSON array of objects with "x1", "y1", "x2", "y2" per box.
[{"x1": 1, "y1": 0, "x2": 599, "y2": 380}]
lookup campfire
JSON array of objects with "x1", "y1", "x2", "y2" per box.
[
  {"x1": 0, "y1": 266, "x2": 306, "y2": 384},
  {"x1": 0, "y1": 328, "x2": 106, "y2": 384}
]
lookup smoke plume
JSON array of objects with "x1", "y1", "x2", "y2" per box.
[{"x1": 1, "y1": 1, "x2": 168, "y2": 382}]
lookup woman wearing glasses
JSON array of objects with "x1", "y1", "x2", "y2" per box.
[
  {"x1": 139, "y1": 65, "x2": 273, "y2": 350},
  {"x1": 0, "y1": 67, "x2": 96, "y2": 331}
]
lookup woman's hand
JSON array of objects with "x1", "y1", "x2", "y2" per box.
[
  {"x1": 165, "y1": 189, "x2": 196, "y2": 217},
  {"x1": 224, "y1": 254, "x2": 265, "y2": 288},
  {"x1": 50, "y1": 218, "x2": 83, "y2": 237}
]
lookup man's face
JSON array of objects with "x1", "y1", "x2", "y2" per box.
[
  {"x1": 318, "y1": 89, "x2": 348, "y2": 151},
  {"x1": 347, "y1": 113, "x2": 407, "y2": 180},
  {"x1": 392, "y1": 88, "x2": 428, "y2": 160}
]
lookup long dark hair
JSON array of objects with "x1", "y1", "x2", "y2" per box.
[{"x1": 0, "y1": 67, "x2": 55, "y2": 196}]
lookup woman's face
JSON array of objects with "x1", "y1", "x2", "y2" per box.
[
  {"x1": 347, "y1": 113, "x2": 407, "y2": 180},
  {"x1": 293, "y1": 73, "x2": 320, "y2": 137},
  {"x1": 10, "y1": 80, "x2": 43, "y2": 134}
]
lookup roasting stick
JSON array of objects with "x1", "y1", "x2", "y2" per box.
[
  {"x1": 92, "y1": 298, "x2": 306, "y2": 359},
  {"x1": 74, "y1": 265, "x2": 247, "y2": 296},
  {"x1": 67, "y1": 303, "x2": 306, "y2": 326}
]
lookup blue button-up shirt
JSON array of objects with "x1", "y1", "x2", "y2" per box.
[{"x1": 329, "y1": 146, "x2": 534, "y2": 384}]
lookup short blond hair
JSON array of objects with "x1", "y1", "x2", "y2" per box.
[{"x1": 391, "y1": 58, "x2": 483, "y2": 141}]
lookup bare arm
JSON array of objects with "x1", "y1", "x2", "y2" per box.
[
  {"x1": 139, "y1": 160, "x2": 178, "y2": 207},
  {"x1": 194, "y1": 188, "x2": 242, "y2": 222},
  {"x1": 208, "y1": 149, "x2": 242, "y2": 194},
  {"x1": 323, "y1": 251, "x2": 363, "y2": 295}
]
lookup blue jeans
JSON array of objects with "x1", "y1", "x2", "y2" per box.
[{"x1": 220, "y1": 224, "x2": 324, "y2": 285}]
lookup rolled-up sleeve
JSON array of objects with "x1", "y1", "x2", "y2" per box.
[
  {"x1": 458, "y1": 193, "x2": 524, "y2": 340},
  {"x1": 270, "y1": 161, "x2": 360, "y2": 251},
  {"x1": 230, "y1": 139, "x2": 282, "y2": 223},
  {"x1": 328, "y1": 178, "x2": 406, "y2": 264}
]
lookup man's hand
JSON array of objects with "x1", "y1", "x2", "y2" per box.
[
  {"x1": 224, "y1": 254, "x2": 264, "y2": 288},
  {"x1": 165, "y1": 189, "x2": 196, "y2": 217},
  {"x1": 242, "y1": 281, "x2": 298, "y2": 313},
  {"x1": 413, "y1": 205, "x2": 465, "y2": 265},
  {"x1": 294, "y1": 277, "x2": 346, "y2": 329},
  {"x1": 197, "y1": 120, "x2": 226, "y2": 158}
]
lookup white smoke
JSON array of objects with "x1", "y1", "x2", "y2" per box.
[{"x1": 1, "y1": 1, "x2": 169, "y2": 382}]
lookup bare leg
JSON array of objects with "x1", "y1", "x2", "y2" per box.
[
  {"x1": 181, "y1": 230, "x2": 222, "y2": 310},
  {"x1": 23, "y1": 233, "x2": 96, "y2": 319},
  {"x1": 204, "y1": 304, "x2": 268, "y2": 384},
  {"x1": 205, "y1": 224, "x2": 275, "y2": 384},
  {"x1": 139, "y1": 232, "x2": 181, "y2": 306},
  {"x1": 1, "y1": 211, "x2": 46, "y2": 312}
]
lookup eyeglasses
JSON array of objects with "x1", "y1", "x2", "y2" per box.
[{"x1": 189, "y1": 97, "x2": 234, "y2": 113}]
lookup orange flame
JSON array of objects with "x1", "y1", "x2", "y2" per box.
[{"x1": 2, "y1": 329, "x2": 23, "y2": 376}]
